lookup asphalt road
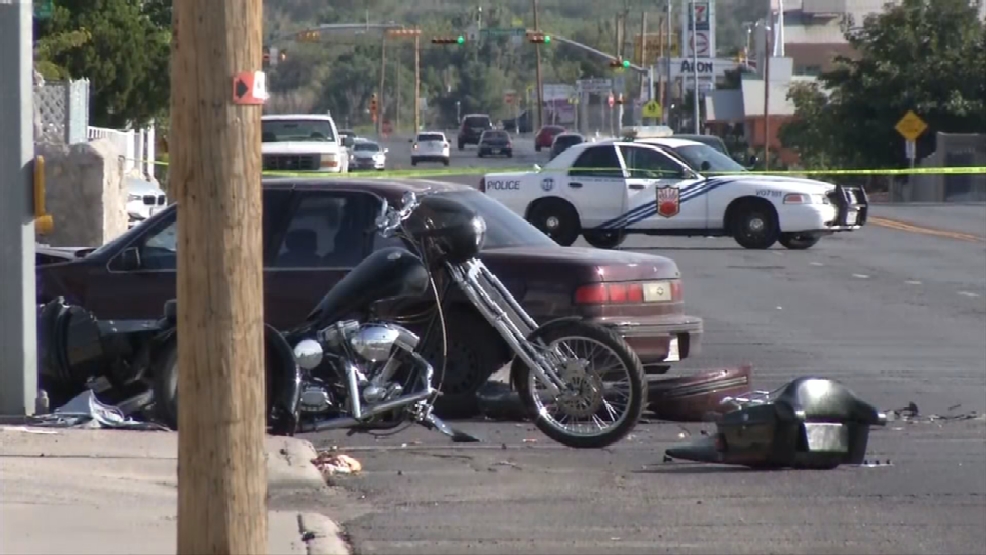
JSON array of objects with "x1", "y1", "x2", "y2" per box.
[
  {"x1": 301, "y1": 177, "x2": 986, "y2": 555},
  {"x1": 376, "y1": 132, "x2": 541, "y2": 173}
]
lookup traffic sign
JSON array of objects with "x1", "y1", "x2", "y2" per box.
[
  {"x1": 686, "y1": 31, "x2": 710, "y2": 57},
  {"x1": 34, "y1": 0, "x2": 53, "y2": 19},
  {"x1": 641, "y1": 100, "x2": 663, "y2": 119},
  {"x1": 481, "y1": 27, "x2": 528, "y2": 37},
  {"x1": 895, "y1": 110, "x2": 928, "y2": 142}
]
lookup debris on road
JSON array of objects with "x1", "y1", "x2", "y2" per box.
[
  {"x1": 665, "y1": 377, "x2": 888, "y2": 470},
  {"x1": 885, "y1": 401, "x2": 982, "y2": 424},
  {"x1": 29, "y1": 391, "x2": 168, "y2": 431},
  {"x1": 313, "y1": 453, "x2": 363, "y2": 477},
  {"x1": 648, "y1": 364, "x2": 755, "y2": 422}
]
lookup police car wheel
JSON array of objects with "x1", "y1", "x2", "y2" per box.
[
  {"x1": 731, "y1": 201, "x2": 779, "y2": 249},
  {"x1": 528, "y1": 200, "x2": 581, "y2": 246},
  {"x1": 779, "y1": 233, "x2": 821, "y2": 250},
  {"x1": 443, "y1": 158, "x2": 450, "y2": 166},
  {"x1": 583, "y1": 230, "x2": 626, "y2": 249}
]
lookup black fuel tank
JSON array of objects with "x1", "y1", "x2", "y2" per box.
[{"x1": 305, "y1": 246, "x2": 429, "y2": 328}]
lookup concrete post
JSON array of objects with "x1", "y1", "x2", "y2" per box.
[{"x1": 0, "y1": 0, "x2": 39, "y2": 416}]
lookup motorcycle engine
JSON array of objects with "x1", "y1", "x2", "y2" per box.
[{"x1": 298, "y1": 380, "x2": 334, "y2": 413}]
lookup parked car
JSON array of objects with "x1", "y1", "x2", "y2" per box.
[
  {"x1": 549, "y1": 132, "x2": 585, "y2": 160},
  {"x1": 126, "y1": 177, "x2": 168, "y2": 227},
  {"x1": 410, "y1": 131, "x2": 451, "y2": 166},
  {"x1": 534, "y1": 125, "x2": 565, "y2": 152},
  {"x1": 349, "y1": 139, "x2": 387, "y2": 171},
  {"x1": 672, "y1": 134, "x2": 730, "y2": 156},
  {"x1": 37, "y1": 178, "x2": 703, "y2": 416},
  {"x1": 457, "y1": 114, "x2": 494, "y2": 150},
  {"x1": 478, "y1": 130, "x2": 513, "y2": 158}
]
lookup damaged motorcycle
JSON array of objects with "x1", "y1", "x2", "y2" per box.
[{"x1": 39, "y1": 191, "x2": 647, "y2": 449}]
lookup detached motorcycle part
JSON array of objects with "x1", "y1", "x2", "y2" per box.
[
  {"x1": 149, "y1": 323, "x2": 301, "y2": 434},
  {"x1": 512, "y1": 318, "x2": 646, "y2": 449}
]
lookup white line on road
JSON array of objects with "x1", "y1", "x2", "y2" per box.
[
  {"x1": 905, "y1": 280, "x2": 922, "y2": 285},
  {"x1": 957, "y1": 291, "x2": 980, "y2": 297},
  {"x1": 810, "y1": 262, "x2": 824, "y2": 267},
  {"x1": 852, "y1": 273, "x2": 870, "y2": 279}
]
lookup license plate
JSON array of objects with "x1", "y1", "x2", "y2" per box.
[
  {"x1": 664, "y1": 337, "x2": 680, "y2": 362},
  {"x1": 848, "y1": 209, "x2": 859, "y2": 225},
  {"x1": 642, "y1": 281, "x2": 672, "y2": 302}
]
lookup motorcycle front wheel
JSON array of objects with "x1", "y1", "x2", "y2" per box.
[{"x1": 513, "y1": 320, "x2": 646, "y2": 449}]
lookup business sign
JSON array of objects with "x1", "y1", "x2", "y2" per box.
[
  {"x1": 633, "y1": 33, "x2": 681, "y2": 64},
  {"x1": 681, "y1": 0, "x2": 716, "y2": 59},
  {"x1": 668, "y1": 57, "x2": 738, "y2": 79},
  {"x1": 576, "y1": 78, "x2": 612, "y2": 94}
]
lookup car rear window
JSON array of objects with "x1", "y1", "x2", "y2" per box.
[
  {"x1": 464, "y1": 116, "x2": 492, "y2": 128},
  {"x1": 484, "y1": 131, "x2": 509, "y2": 140},
  {"x1": 439, "y1": 190, "x2": 557, "y2": 249},
  {"x1": 417, "y1": 133, "x2": 445, "y2": 142},
  {"x1": 353, "y1": 142, "x2": 379, "y2": 152},
  {"x1": 554, "y1": 135, "x2": 583, "y2": 147}
]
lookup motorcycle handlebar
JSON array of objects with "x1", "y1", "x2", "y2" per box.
[{"x1": 376, "y1": 191, "x2": 420, "y2": 237}]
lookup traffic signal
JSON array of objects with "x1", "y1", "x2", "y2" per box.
[
  {"x1": 609, "y1": 58, "x2": 631, "y2": 68},
  {"x1": 431, "y1": 36, "x2": 465, "y2": 44},
  {"x1": 296, "y1": 29, "x2": 320, "y2": 42},
  {"x1": 528, "y1": 32, "x2": 551, "y2": 44},
  {"x1": 369, "y1": 93, "x2": 378, "y2": 122}
]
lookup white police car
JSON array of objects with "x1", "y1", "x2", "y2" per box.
[{"x1": 480, "y1": 128, "x2": 868, "y2": 250}]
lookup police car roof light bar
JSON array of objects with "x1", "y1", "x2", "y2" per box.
[{"x1": 622, "y1": 125, "x2": 674, "y2": 140}]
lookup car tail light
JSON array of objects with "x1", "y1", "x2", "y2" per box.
[
  {"x1": 574, "y1": 280, "x2": 682, "y2": 305},
  {"x1": 478, "y1": 177, "x2": 486, "y2": 192}
]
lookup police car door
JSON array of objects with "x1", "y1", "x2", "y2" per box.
[
  {"x1": 566, "y1": 144, "x2": 628, "y2": 228},
  {"x1": 617, "y1": 144, "x2": 702, "y2": 229}
]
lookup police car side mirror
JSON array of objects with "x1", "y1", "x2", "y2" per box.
[{"x1": 533, "y1": 164, "x2": 541, "y2": 171}]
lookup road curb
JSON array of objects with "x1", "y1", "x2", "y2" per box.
[
  {"x1": 298, "y1": 512, "x2": 351, "y2": 555},
  {"x1": 269, "y1": 436, "x2": 328, "y2": 490}
]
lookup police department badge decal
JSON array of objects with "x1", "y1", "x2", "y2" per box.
[
  {"x1": 656, "y1": 185, "x2": 680, "y2": 218},
  {"x1": 541, "y1": 177, "x2": 554, "y2": 192}
]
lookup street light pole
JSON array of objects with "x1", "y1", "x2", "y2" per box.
[
  {"x1": 690, "y1": 1, "x2": 700, "y2": 134},
  {"x1": 0, "y1": 0, "x2": 38, "y2": 417}
]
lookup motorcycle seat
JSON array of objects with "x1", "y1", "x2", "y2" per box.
[{"x1": 163, "y1": 299, "x2": 177, "y2": 323}]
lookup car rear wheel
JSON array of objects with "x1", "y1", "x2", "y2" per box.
[
  {"x1": 583, "y1": 230, "x2": 626, "y2": 249},
  {"x1": 411, "y1": 158, "x2": 418, "y2": 166},
  {"x1": 443, "y1": 158, "x2": 450, "y2": 166},
  {"x1": 535, "y1": 144, "x2": 542, "y2": 152},
  {"x1": 779, "y1": 233, "x2": 821, "y2": 250},
  {"x1": 731, "y1": 200, "x2": 779, "y2": 249},
  {"x1": 458, "y1": 141, "x2": 464, "y2": 151},
  {"x1": 528, "y1": 199, "x2": 581, "y2": 246}
]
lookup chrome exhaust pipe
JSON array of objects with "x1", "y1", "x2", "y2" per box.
[{"x1": 301, "y1": 389, "x2": 433, "y2": 433}]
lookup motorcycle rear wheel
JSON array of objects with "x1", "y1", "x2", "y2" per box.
[{"x1": 513, "y1": 320, "x2": 646, "y2": 449}]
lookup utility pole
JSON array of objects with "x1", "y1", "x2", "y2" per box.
[
  {"x1": 763, "y1": 22, "x2": 772, "y2": 171},
  {"x1": 414, "y1": 34, "x2": 421, "y2": 133},
  {"x1": 532, "y1": 0, "x2": 544, "y2": 131},
  {"x1": 640, "y1": 11, "x2": 647, "y2": 106},
  {"x1": 395, "y1": 54, "x2": 401, "y2": 131},
  {"x1": 378, "y1": 34, "x2": 386, "y2": 137},
  {"x1": 171, "y1": 0, "x2": 267, "y2": 552},
  {"x1": 690, "y1": 0, "x2": 700, "y2": 134},
  {"x1": 664, "y1": 0, "x2": 672, "y2": 125},
  {"x1": 0, "y1": 0, "x2": 38, "y2": 417}
]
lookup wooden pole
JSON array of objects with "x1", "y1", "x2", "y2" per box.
[
  {"x1": 171, "y1": 0, "x2": 268, "y2": 553},
  {"x1": 414, "y1": 34, "x2": 421, "y2": 133},
  {"x1": 378, "y1": 34, "x2": 386, "y2": 137},
  {"x1": 763, "y1": 23, "x2": 771, "y2": 171}
]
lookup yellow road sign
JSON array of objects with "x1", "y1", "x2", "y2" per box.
[
  {"x1": 895, "y1": 110, "x2": 928, "y2": 141},
  {"x1": 641, "y1": 100, "x2": 662, "y2": 119}
]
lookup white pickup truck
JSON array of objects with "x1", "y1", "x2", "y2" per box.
[
  {"x1": 261, "y1": 114, "x2": 352, "y2": 174},
  {"x1": 481, "y1": 132, "x2": 868, "y2": 250}
]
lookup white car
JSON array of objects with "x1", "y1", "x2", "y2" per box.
[
  {"x1": 262, "y1": 114, "x2": 351, "y2": 174},
  {"x1": 349, "y1": 139, "x2": 388, "y2": 171},
  {"x1": 480, "y1": 136, "x2": 868, "y2": 250},
  {"x1": 126, "y1": 177, "x2": 168, "y2": 228},
  {"x1": 410, "y1": 131, "x2": 451, "y2": 166}
]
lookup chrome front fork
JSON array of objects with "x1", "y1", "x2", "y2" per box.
[{"x1": 446, "y1": 259, "x2": 564, "y2": 395}]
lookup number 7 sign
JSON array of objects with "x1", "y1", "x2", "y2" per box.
[{"x1": 689, "y1": 1, "x2": 710, "y2": 30}]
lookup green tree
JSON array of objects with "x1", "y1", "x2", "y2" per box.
[
  {"x1": 36, "y1": 0, "x2": 172, "y2": 129},
  {"x1": 779, "y1": 0, "x2": 986, "y2": 169}
]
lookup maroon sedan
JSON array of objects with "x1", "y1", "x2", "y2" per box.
[
  {"x1": 534, "y1": 125, "x2": 565, "y2": 152},
  {"x1": 37, "y1": 178, "x2": 703, "y2": 417}
]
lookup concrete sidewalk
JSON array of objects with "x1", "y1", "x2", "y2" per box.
[{"x1": 0, "y1": 427, "x2": 348, "y2": 555}]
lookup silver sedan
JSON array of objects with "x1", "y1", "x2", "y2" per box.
[{"x1": 349, "y1": 140, "x2": 388, "y2": 171}]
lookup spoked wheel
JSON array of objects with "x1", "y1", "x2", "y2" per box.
[{"x1": 513, "y1": 320, "x2": 646, "y2": 449}]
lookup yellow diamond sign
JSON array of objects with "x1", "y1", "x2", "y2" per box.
[
  {"x1": 641, "y1": 100, "x2": 663, "y2": 119},
  {"x1": 895, "y1": 110, "x2": 927, "y2": 141}
]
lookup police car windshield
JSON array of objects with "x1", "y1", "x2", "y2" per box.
[
  {"x1": 439, "y1": 190, "x2": 557, "y2": 249},
  {"x1": 673, "y1": 144, "x2": 746, "y2": 173}
]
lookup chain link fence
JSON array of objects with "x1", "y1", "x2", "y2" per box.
[{"x1": 34, "y1": 76, "x2": 90, "y2": 145}]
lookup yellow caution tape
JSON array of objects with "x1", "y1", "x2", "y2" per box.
[{"x1": 143, "y1": 159, "x2": 986, "y2": 179}]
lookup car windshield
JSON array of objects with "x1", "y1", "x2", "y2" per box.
[
  {"x1": 417, "y1": 133, "x2": 444, "y2": 142},
  {"x1": 438, "y1": 190, "x2": 557, "y2": 249},
  {"x1": 262, "y1": 120, "x2": 336, "y2": 142},
  {"x1": 353, "y1": 142, "x2": 379, "y2": 152},
  {"x1": 672, "y1": 143, "x2": 747, "y2": 173},
  {"x1": 464, "y1": 116, "x2": 491, "y2": 128}
]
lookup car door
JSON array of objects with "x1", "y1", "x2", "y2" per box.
[
  {"x1": 263, "y1": 189, "x2": 379, "y2": 330},
  {"x1": 618, "y1": 144, "x2": 706, "y2": 230},
  {"x1": 88, "y1": 189, "x2": 296, "y2": 321},
  {"x1": 566, "y1": 145, "x2": 628, "y2": 228}
]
